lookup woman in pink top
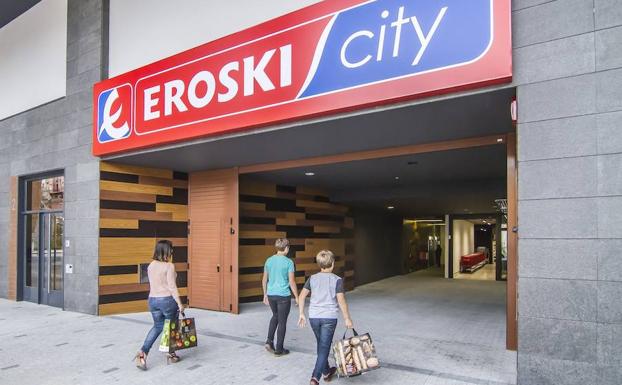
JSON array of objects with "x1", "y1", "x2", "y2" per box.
[{"x1": 134, "y1": 240, "x2": 185, "y2": 370}]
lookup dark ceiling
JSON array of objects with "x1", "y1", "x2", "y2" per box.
[
  {"x1": 0, "y1": 0, "x2": 40, "y2": 29},
  {"x1": 109, "y1": 87, "x2": 516, "y2": 172},
  {"x1": 245, "y1": 145, "x2": 507, "y2": 217},
  {"x1": 249, "y1": 145, "x2": 506, "y2": 191}
]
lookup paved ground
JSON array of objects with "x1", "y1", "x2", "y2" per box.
[{"x1": 0, "y1": 269, "x2": 516, "y2": 385}]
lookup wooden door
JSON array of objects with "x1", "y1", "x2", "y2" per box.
[{"x1": 188, "y1": 168, "x2": 239, "y2": 313}]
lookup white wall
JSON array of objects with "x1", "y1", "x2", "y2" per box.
[
  {"x1": 0, "y1": 0, "x2": 67, "y2": 120},
  {"x1": 109, "y1": 0, "x2": 322, "y2": 77},
  {"x1": 452, "y1": 220, "x2": 474, "y2": 277}
]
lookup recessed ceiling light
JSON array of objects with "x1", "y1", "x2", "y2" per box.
[
  {"x1": 394, "y1": 176, "x2": 400, "y2": 180},
  {"x1": 387, "y1": 206, "x2": 395, "y2": 210},
  {"x1": 304, "y1": 172, "x2": 315, "y2": 176}
]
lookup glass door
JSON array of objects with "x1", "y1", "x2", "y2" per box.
[
  {"x1": 22, "y1": 214, "x2": 40, "y2": 303},
  {"x1": 21, "y1": 176, "x2": 64, "y2": 308},
  {"x1": 40, "y1": 213, "x2": 64, "y2": 307}
]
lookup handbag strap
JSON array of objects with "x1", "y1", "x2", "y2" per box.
[{"x1": 342, "y1": 328, "x2": 359, "y2": 340}]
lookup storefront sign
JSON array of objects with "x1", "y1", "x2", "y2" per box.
[{"x1": 93, "y1": 0, "x2": 511, "y2": 156}]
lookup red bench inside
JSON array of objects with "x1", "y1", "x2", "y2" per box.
[{"x1": 460, "y1": 252, "x2": 487, "y2": 271}]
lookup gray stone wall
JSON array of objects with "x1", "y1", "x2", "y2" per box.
[
  {"x1": 513, "y1": 0, "x2": 622, "y2": 384},
  {"x1": 0, "y1": 0, "x2": 103, "y2": 314}
]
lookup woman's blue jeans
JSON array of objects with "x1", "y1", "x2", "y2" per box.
[
  {"x1": 309, "y1": 318, "x2": 338, "y2": 381},
  {"x1": 141, "y1": 296, "x2": 179, "y2": 354}
]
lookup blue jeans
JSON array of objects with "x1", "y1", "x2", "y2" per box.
[
  {"x1": 309, "y1": 318, "x2": 337, "y2": 381},
  {"x1": 141, "y1": 296, "x2": 179, "y2": 354}
]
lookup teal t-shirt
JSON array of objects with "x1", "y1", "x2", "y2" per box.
[{"x1": 265, "y1": 254, "x2": 295, "y2": 297}]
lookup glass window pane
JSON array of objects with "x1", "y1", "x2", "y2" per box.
[
  {"x1": 26, "y1": 214, "x2": 39, "y2": 287},
  {"x1": 27, "y1": 176, "x2": 64, "y2": 211},
  {"x1": 51, "y1": 215, "x2": 63, "y2": 291},
  {"x1": 140, "y1": 263, "x2": 149, "y2": 284}
]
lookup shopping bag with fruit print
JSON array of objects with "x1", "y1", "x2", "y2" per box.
[{"x1": 159, "y1": 313, "x2": 198, "y2": 352}]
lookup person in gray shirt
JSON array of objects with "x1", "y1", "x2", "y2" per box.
[{"x1": 298, "y1": 250, "x2": 354, "y2": 385}]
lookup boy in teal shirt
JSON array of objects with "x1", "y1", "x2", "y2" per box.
[{"x1": 262, "y1": 238, "x2": 299, "y2": 356}]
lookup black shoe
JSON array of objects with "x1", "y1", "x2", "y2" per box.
[
  {"x1": 323, "y1": 367, "x2": 338, "y2": 382},
  {"x1": 264, "y1": 342, "x2": 275, "y2": 354},
  {"x1": 274, "y1": 349, "x2": 290, "y2": 356}
]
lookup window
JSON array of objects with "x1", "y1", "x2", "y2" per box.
[
  {"x1": 140, "y1": 263, "x2": 149, "y2": 284},
  {"x1": 26, "y1": 176, "x2": 64, "y2": 211}
]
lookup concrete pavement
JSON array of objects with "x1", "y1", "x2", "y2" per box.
[{"x1": 0, "y1": 269, "x2": 516, "y2": 384}]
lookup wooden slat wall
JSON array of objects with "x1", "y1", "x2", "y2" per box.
[
  {"x1": 98, "y1": 162, "x2": 189, "y2": 315},
  {"x1": 239, "y1": 178, "x2": 355, "y2": 303}
]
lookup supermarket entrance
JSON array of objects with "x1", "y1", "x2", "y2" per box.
[{"x1": 238, "y1": 132, "x2": 517, "y2": 350}]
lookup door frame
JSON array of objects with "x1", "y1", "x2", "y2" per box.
[
  {"x1": 17, "y1": 170, "x2": 65, "y2": 308},
  {"x1": 237, "y1": 133, "x2": 518, "y2": 351},
  {"x1": 447, "y1": 212, "x2": 501, "y2": 280}
]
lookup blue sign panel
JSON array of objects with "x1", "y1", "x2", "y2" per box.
[{"x1": 300, "y1": 0, "x2": 493, "y2": 98}]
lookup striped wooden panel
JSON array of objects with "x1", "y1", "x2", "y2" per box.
[
  {"x1": 156, "y1": 203, "x2": 188, "y2": 221},
  {"x1": 101, "y1": 180, "x2": 173, "y2": 196},
  {"x1": 101, "y1": 162, "x2": 173, "y2": 179},
  {"x1": 240, "y1": 202, "x2": 265, "y2": 211},
  {"x1": 99, "y1": 274, "x2": 139, "y2": 285},
  {"x1": 240, "y1": 180, "x2": 277, "y2": 197},
  {"x1": 98, "y1": 162, "x2": 188, "y2": 315},
  {"x1": 99, "y1": 300, "x2": 148, "y2": 315},
  {"x1": 100, "y1": 209, "x2": 173, "y2": 221},
  {"x1": 100, "y1": 219, "x2": 139, "y2": 229},
  {"x1": 239, "y1": 178, "x2": 355, "y2": 303},
  {"x1": 100, "y1": 190, "x2": 156, "y2": 203}
]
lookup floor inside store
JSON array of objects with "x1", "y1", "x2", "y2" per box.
[{"x1": 455, "y1": 263, "x2": 498, "y2": 281}]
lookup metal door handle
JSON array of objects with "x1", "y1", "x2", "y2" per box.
[{"x1": 217, "y1": 264, "x2": 220, "y2": 272}]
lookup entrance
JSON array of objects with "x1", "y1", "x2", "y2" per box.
[
  {"x1": 20, "y1": 175, "x2": 65, "y2": 308},
  {"x1": 235, "y1": 133, "x2": 517, "y2": 350}
]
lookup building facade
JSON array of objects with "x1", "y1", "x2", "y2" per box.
[{"x1": 1, "y1": 1, "x2": 621, "y2": 384}]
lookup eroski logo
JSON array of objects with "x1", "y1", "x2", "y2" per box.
[{"x1": 97, "y1": 84, "x2": 132, "y2": 143}]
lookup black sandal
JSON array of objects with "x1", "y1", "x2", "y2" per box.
[
  {"x1": 323, "y1": 367, "x2": 338, "y2": 382},
  {"x1": 166, "y1": 352, "x2": 181, "y2": 365}
]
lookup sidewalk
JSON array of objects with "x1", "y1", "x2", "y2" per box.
[{"x1": 0, "y1": 271, "x2": 516, "y2": 385}]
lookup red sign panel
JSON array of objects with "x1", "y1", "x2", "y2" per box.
[{"x1": 93, "y1": 0, "x2": 511, "y2": 156}]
